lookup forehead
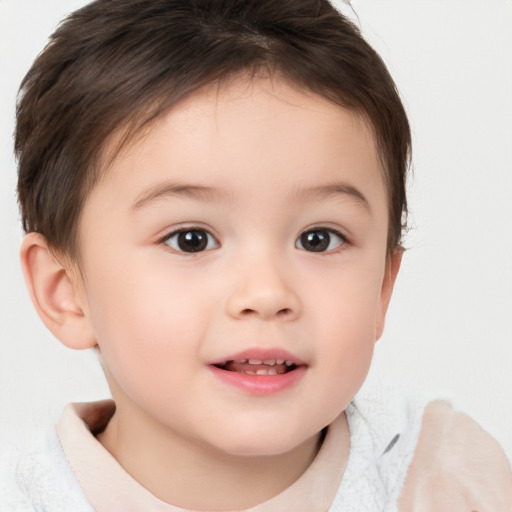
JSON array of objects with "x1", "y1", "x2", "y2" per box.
[
  {"x1": 100, "y1": 77, "x2": 383, "y2": 188},
  {"x1": 85, "y1": 77, "x2": 387, "y2": 230}
]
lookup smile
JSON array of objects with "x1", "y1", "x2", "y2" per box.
[{"x1": 208, "y1": 349, "x2": 306, "y2": 395}]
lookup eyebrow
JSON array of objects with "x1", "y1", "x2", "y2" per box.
[
  {"x1": 290, "y1": 183, "x2": 372, "y2": 213},
  {"x1": 131, "y1": 181, "x2": 226, "y2": 211},
  {"x1": 131, "y1": 179, "x2": 371, "y2": 213}
]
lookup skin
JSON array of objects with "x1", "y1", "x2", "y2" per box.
[{"x1": 21, "y1": 76, "x2": 401, "y2": 509}]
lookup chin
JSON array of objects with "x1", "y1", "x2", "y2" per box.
[
  {"x1": 208, "y1": 425, "x2": 316, "y2": 458},
  {"x1": 221, "y1": 442, "x2": 303, "y2": 458}
]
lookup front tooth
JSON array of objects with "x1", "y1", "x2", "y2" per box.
[
  {"x1": 285, "y1": 360, "x2": 294, "y2": 366},
  {"x1": 249, "y1": 359, "x2": 263, "y2": 365},
  {"x1": 264, "y1": 359, "x2": 276, "y2": 365},
  {"x1": 276, "y1": 359, "x2": 285, "y2": 365},
  {"x1": 256, "y1": 368, "x2": 278, "y2": 376}
]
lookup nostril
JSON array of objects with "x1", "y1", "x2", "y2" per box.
[{"x1": 239, "y1": 307, "x2": 292, "y2": 318}]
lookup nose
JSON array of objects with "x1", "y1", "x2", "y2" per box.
[{"x1": 225, "y1": 256, "x2": 302, "y2": 321}]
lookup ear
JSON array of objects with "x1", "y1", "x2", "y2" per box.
[
  {"x1": 375, "y1": 248, "x2": 403, "y2": 340},
  {"x1": 20, "y1": 233, "x2": 97, "y2": 350}
]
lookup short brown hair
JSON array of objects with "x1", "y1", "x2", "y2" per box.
[{"x1": 16, "y1": 0, "x2": 411, "y2": 258}]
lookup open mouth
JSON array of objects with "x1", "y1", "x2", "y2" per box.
[{"x1": 213, "y1": 358, "x2": 298, "y2": 376}]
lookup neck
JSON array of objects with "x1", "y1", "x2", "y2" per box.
[{"x1": 97, "y1": 404, "x2": 324, "y2": 510}]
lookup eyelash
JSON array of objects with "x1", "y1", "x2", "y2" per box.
[{"x1": 159, "y1": 226, "x2": 350, "y2": 254}]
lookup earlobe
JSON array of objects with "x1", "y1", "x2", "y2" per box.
[
  {"x1": 375, "y1": 248, "x2": 403, "y2": 340},
  {"x1": 20, "y1": 233, "x2": 97, "y2": 350}
]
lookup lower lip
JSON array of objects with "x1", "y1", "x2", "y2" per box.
[{"x1": 207, "y1": 365, "x2": 307, "y2": 395}]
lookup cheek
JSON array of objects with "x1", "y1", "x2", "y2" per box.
[
  {"x1": 309, "y1": 258, "x2": 384, "y2": 339},
  {"x1": 318, "y1": 299, "x2": 376, "y2": 378},
  {"x1": 307, "y1": 263, "x2": 383, "y2": 390},
  {"x1": 83, "y1": 256, "x2": 211, "y2": 397}
]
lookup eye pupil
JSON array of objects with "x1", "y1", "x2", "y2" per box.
[
  {"x1": 177, "y1": 230, "x2": 208, "y2": 252},
  {"x1": 300, "y1": 230, "x2": 330, "y2": 252}
]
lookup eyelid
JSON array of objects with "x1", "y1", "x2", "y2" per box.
[
  {"x1": 300, "y1": 224, "x2": 350, "y2": 240},
  {"x1": 157, "y1": 222, "x2": 218, "y2": 241}
]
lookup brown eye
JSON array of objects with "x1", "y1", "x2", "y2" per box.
[
  {"x1": 165, "y1": 229, "x2": 218, "y2": 253},
  {"x1": 296, "y1": 228, "x2": 345, "y2": 253}
]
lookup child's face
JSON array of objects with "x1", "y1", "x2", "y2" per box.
[{"x1": 75, "y1": 77, "x2": 398, "y2": 457}]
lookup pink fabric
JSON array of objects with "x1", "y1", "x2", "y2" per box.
[{"x1": 399, "y1": 401, "x2": 512, "y2": 511}]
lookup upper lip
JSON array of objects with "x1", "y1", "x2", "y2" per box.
[{"x1": 208, "y1": 348, "x2": 306, "y2": 367}]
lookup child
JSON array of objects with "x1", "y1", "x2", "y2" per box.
[{"x1": 3, "y1": 0, "x2": 511, "y2": 510}]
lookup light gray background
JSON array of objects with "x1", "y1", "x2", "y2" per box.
[{"x1": 1, "y1": 0, "x2": 511, "y2": 461}]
